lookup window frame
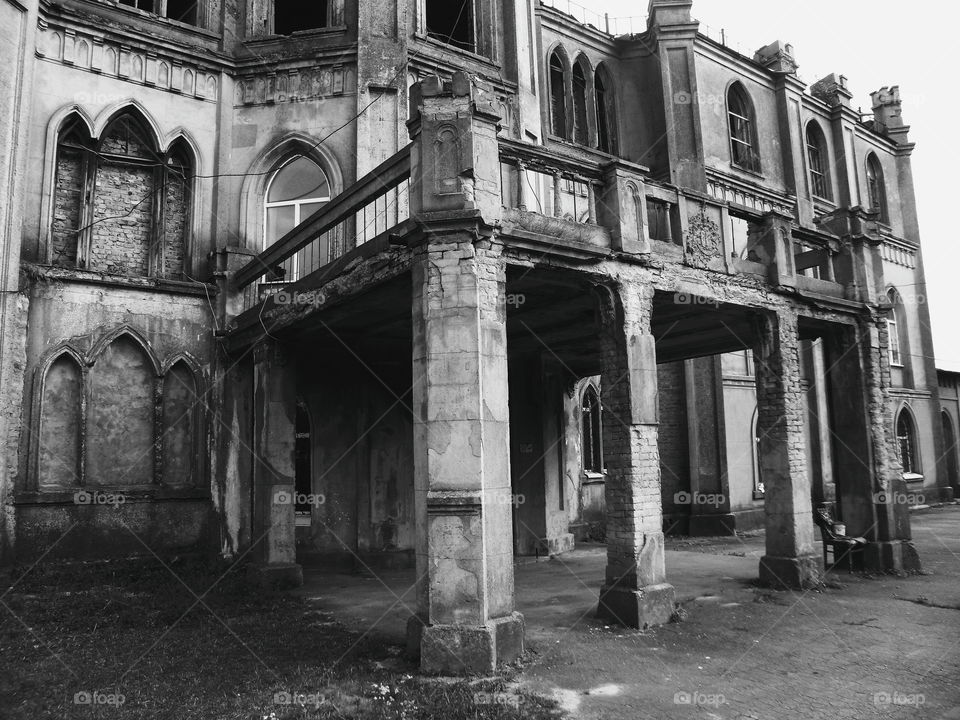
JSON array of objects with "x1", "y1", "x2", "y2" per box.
[
  {"x1": 886, "y1": 289, "x2": 905, "y2": 368},
  {"x1": 116, "y1": 0, "x2": 202, "y2": 27},
  {"x1": 262, "y1": 155, "x2": 332, "y2": 282},
  {"x1": 50, "y1": 111, "x2": 194, "y2": 280},
  {"x1": 726, "y1": 83, "x2": 761, "y2": 174},
  {"x1": 548, "y1": 48, "x2": 569, "y2": 140},
  {"x1": 896, "y1": 408, "x2": 922, "y2": 479},
  {"x1": 580, "y1": 384, "x2": 604, "y2": 476},
  {"x1": 865, "y1": 153, "x2": 888, "y2": 223},
  {"x1": 805, "y1": 121, "x2": 832, "y2": 201}
]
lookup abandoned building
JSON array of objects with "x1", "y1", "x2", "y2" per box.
[{"x1": 0, "y1": 0, "x2": 956, "y2": 674}]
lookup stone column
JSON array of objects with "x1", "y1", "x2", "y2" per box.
[
  {"x1": 753, "y1": 310, "x2": 821, "y2": 589},
  {"x1": 824, "y1": 319, "x2": 920, "y2": 572},
  {"x1": 249, "y1": 339, "x2": 302, "y2": 587},
  {"x1": 408, "y1": 238, "x2": 523, "y2": 674},
  {"x1": 596, "y1": 280, "x2": 675, "y2": 627}
]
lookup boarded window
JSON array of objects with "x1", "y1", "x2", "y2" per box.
[
  {"x1": 162, "y1": 361, "x2": 197, "y2": 486},
  {"x1": 37, "y1": 355, "x2": 83, "y2": 488},
  {"x1": 87, "y1": 336, "x2": 156, "y2": 486}
]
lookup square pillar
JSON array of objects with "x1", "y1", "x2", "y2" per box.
[
  {"x1": 596, "y1": 281, "x2": 675, "y2": 627},
  {"x1": 249, "y1": 340, "x2": 302, "y2": 588},
  {"x1": 408, "y1": 237, "x2": 523, "y2": 675},
  {"x1": 753, "y1": 311, "x2": 822, "y2": 589},
  {"x1": 824, "y1": 320, "x2": 920, "y2": 573}
]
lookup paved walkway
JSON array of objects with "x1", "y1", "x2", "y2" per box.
[{"x1": 299, "y1": 506, "x2": 960, "y2": 719}]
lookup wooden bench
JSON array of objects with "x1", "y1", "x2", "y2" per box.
[{"x1": 814, "y1": 504, "x2": 867, "y2": 572}]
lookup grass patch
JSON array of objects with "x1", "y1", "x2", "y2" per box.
[{"x1": 0, "y1": 557, "x2": 561, "y2": 719}]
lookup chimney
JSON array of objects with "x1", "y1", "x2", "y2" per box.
[
  {"x1": 646, "y1": 0, "x2": 693, "y2": 29},
  {"x1": 871, "y1": 86, "x2": 904, "y2": 131},
  {"x1": 810, "y1": 73, "x2": 853, "y2": 108},
  {"x1": 753, "y1": 40, "x2": 798, "y2": 75}
]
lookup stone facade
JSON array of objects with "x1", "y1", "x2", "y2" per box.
[{"x1": 0, "y1": 0, "x2": 949, "y2": 675}]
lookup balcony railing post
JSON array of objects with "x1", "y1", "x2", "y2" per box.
[
  {"x1": 552, "y1": 171, "x2": 563, "y2": 218},
  {"x1": 516, "y1": 160, "x2": 528, "y2": 211},
  {"x1": 587, "y1": 179, "x2": 598, "y2": 224}
]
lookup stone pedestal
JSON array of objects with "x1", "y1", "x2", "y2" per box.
[{"x1": 595, "y1": 281, "x2": 676, "y2": 627}]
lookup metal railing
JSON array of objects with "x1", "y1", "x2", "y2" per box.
[
  {"x1": 539, "y1": 0, "x2": 646, "y2": 37},
  {"x1": 233, "y1": 146, "x2": 412, "y2": 290}
]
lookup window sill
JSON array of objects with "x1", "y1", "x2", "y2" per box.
[
  {"x1": 412, "y1": 33, "x2": 500, "y2": 72},
  {"x1": 14, "y1": 487, "x2": 211, "y2": 505},
  {"x1": 902, "y1": 473, "x2": 924, "y2": 483},
  {"x1": 582, "y1": 471, "x2": 606, "y2": 485},
  {"x1": 28, "y1": 265, "x2": 218, "y2": 297},
  {"x1": 245, "y1": 25, "x2": 348, "y2": 45},
  {"x1": 730, "y1": 162, "x2": 765, "y2": 180}
]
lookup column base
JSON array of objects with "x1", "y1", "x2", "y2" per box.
[
  {"x1": 863, "y1": 540, "x2": 922, "y2": 574},
  {"x1": 598, "y1": 582, "x2": 675, "y2": 628},
  {"x1": 407, "y1": 612, "x2": 525, "y2": 675},
  {"x1": 246, "y1": 562, "x2": 303, "y2": 589},
  {"x1": 688, "y1": 513, "x2": 737, "y2": 537},
  {"x1": 758, "y1": 555, "x2": 821, "y2": 589}
]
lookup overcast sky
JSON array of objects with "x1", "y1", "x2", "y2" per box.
[{"x1": 588, "y1": 0, "x2": 958, "y2": 370}]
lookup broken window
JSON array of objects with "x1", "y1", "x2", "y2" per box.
[
  {"x1": 274, "y1": 0, "x2": 329, "y2": 34},
  {"x1": 727, "y1": 82, "x2": 760, "y2": 172},
  {"x1": 117, "y1": 0, "x2": 200, "y2": 25},
  {"x1": 581, "y1": 385, "x2": 603, "y2": 474},
  {"x1": 549, "y1": 50, "x2": 568, "y2": 139},
  {"x1": 806, "y1": 121, "x2": 831, "y2": 200},
  {"x1": 866, "y1": 153, "x2": 887, "y2": 223},
  {"x1": 50, "y1": 111, "x2": 193, "y2": 279},
  {"x1": 572, "y1": 61, "x2": 589, "y2": 145},
  {"x1": 425, "y1": 0, "x2": 474, "y2": 51},
  {"x1": 595, "y1": 65, "x2": 615, "y2": 154},
  {"x1": 887, "y1": 288, "x2": 904, "y2": 367}
]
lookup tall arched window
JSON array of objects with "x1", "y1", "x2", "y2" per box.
[
  {"x1": 581, "y1": 385, "x2": 603, "y2": 474},
  {"x1": 886, "y1": 288, "x2": 905, "y2": 368},
  {"x1": 751, "y1": 407, "x2": 765, "y2": 498},
  {"x1": 549, "y1": 49, "x2": 568, "y2": 140},
  {"x1": 572, "y1": 60, "x2": 589, "y2": 146},
  {"x1": 896, "y1": 408, "x2": 921, "y2": 477},
  {"x1": 50, "y1": 109, "x2": 192, "y2": 278},
  {"x1": 595, "y1": 65, "x2": 615, "y2": 154},
  {"x1": 806, "y1": 121, "x2": 832, "y2": 200},
  {"x1": 866, "y1": 153, "x2": 887, "y2": 222},
  {"x1": 264, "y1": 155, "x2": 331, "y2": 281},
  {"x1": 727, "y1": 83, "x2": 760, "y2": 172}
]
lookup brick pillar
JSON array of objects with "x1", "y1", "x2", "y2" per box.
[
  {"x1": 824, "y1": 319, "x2": 920, "y2": 572},
  {"x1": 753, "y1": 311, "x2": 821, "y2": 588},
  {"x1": 408, "y1": 238, "x2": 523, "y2": 674},
  {"x1": 596, "y1": 281, "x2": 675, "y2": 627},
  {"x1": 249, "y1": 340, "x2": 302, "y2": 587}
]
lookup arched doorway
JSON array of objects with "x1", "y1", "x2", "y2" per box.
[{"x1": 942, "y1": 411, "x2": 959, "y2": 489}]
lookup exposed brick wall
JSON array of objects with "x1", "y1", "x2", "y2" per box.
[
  {"x1": 657, "y1": 361, "x2": 688, "y2": 513},
  {"x1": 161, "y1": 173, "x2": 187, "y2": 278},
  {"x1": 90, "y1": 161, "x2": 154, "y2": 276},
  {"x1": 51, "y1": 148, "x2": 83, "y2": 266}
]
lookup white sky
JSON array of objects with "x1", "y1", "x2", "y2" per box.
[{"x1": 593, "y1": 0, "x2": 959, "y2": 370}]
